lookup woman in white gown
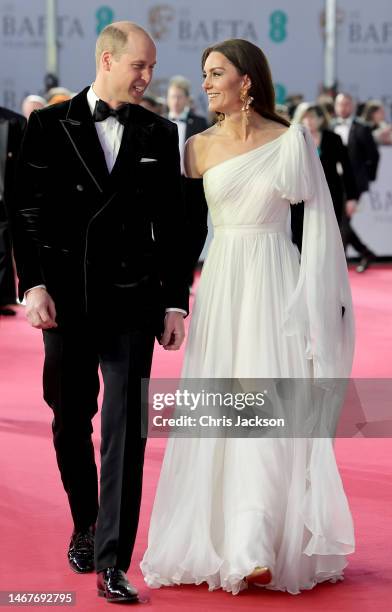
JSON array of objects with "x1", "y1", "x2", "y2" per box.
[{"x1": 141, "y1": 39, "x2": 355, "y2": 595}]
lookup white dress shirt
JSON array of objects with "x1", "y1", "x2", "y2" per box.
[
  {"x1": 26, "y1": 85, "x2": 186, "y2": 316},
  {"x1": 168, "y1": 107, "x2": 189, "y2": 175},
  {"x1": 334, "y1": 116, "x2": 354, "y2": 146},
  {"x1": 87, "y1": 85, "x2": 123, "y2": 173}
]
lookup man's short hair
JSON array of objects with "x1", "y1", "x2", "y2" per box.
[
  {"x1": 95, "y1": 22, "x2": 148, "y2": 71},
  {"x1": 22, "y1": 94, "x2": 47, "y2": 106},
  {"x1": 168, "y1": 76, "x2": 191, "y2": 97},
  {"x1": 336, "y1": 92, "x2": 354, "y2": 102}
]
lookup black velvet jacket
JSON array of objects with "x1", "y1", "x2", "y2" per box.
[
  {"x1": 13, "y1": 88, "x2": 189, "y2": 331},
  {"x1": 185, "y1": 111, "x2": 208, "y2": 140},
  {"x1": 0, "y1": 107, "x2": 26, "y2": 219}
]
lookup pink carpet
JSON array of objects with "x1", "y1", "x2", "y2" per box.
[{"x1": 0, "y1": 266, "x2": 391, "y2": 611}]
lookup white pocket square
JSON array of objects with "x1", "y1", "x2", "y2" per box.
[{"x1": 140, "y1": 157, "x2": 158, "y2": 162}]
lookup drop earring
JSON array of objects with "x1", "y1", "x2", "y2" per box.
[
  {"x1": 240, "y1": 89, "x2": 254, "y2": 126},
  {"x1": 216, "y1": 112, "x2": 225, "y2": 127}
]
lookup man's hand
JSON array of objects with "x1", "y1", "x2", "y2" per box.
[
  {"x1": 345, "y1": 199, "x2": 358, "y2": 217},
  {"x1": 160, "y1": 312, "x2": 185, "y2": 350},
  {"x1": 25, "y1": 287, "x2": 57, "y2": 329}
]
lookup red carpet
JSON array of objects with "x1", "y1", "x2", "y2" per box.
[{"x1": 0, "y1": 266, "x2": 391, "y2": 611}]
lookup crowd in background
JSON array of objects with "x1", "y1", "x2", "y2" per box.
[{"x1": 1, "y1": 74, "x2": 391, "y2": 317}]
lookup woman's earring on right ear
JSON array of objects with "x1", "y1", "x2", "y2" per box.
[
  {"x1": 240, "y1": 89, "x2": 254, "y2": 126},
  {"x1": 216, "y1": 112, "x2": 225, "y2": 127}
]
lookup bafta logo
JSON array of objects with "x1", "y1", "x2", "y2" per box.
[{"x1": 148, "y1": 5, "x2": 175, "y2": 41}]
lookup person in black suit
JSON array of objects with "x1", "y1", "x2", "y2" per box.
[
  {"x1": 361, "y1": 99, "x2": 392, "y2": 146},
  {"x1": 166, "y1": 75, "x2": 208, "y2": 169},
  {"x1": 332, "y1": 93, "x2": 380, "y2": 272},
  {"x1": 13, "y1": 22, "x2": 193, "y2": 603},
  {"x1": 290, "y1": 103, "x2": 358, "y2": 251},
  {"x1": 167, "y1": 76, "x2": 209, "y2": 287},
  {"x1": 0, "y1": 107, "x2": 26, "y2": 315}
]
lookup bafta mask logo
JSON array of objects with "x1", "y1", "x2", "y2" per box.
[{"x1": 148, "y1": 5, "x2": 175, "y2": 41}]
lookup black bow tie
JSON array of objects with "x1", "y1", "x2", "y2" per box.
[{"x1": 93, "y1": 99, "x2": 131, "y2": 125}]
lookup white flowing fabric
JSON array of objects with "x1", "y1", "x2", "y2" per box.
[{"x1": 140, "y1": 124, "x2": 355, "y2": 595}]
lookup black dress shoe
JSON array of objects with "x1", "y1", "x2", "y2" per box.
[
  {"x1": 97, "y1": 567, "x2": 139, "y2": 603},
  {"x1": 67, "y1": 526, "x2": 95, "y2": 573},
  {"x1": 356, "y1": 252, "x2": 375, "y2": 273},
  {"x1": 0, "y1": 307, "x2": 17, "y2": 316}
]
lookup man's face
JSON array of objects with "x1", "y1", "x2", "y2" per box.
[
  {"x1": 22, "y1": 100, "x2": 45, "y2": 119},
  {"x1": 335, "y1": 95, "x2": 354, "y2": 119},
  {"x1": 167, "y1": 86, "x2": 188, "y2": 116},
  {"x1": 106, "y1": 33, "x2": 157, "y2": 104}
]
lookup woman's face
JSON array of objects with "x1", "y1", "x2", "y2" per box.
[
  {"x1": 202, "y1": 51, "x2": 246, "y2": 115},
  {"x1": 302, "y1": 111, "x2": 322, "y2": 132},
  {"x1": 371, "y1": 106, "x2": 385, "y2": 124}
]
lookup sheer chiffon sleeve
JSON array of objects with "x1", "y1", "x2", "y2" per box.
[{"x1": 276, "y1": 124, "x2": 355, "y2": 377}]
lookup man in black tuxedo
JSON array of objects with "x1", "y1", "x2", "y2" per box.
[
  {"x1": 0, "y1": 107, "x2": 26, "y2": 315},
  {"x1": 14, "y1": 22, "x2": 189, "y2": 603},
  {"x1": 332, "y1": 93, "x2": 379, "y2": 272}
]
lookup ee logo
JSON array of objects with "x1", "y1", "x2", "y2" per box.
[
  {"x1": 96, "y1": 6, "x2": 114, "y2": 34},
  {"x1": 274, "y1": 83, "x2": 287, "y2": 105},
  {"x1": 269, "y1": 10, "x2": 287, "y2": 43}
]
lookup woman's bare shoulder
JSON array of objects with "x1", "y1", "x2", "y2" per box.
[
  {"x1": 184, "y1": 126, "x2": 218, "y2": 178},
  {"x1": 187, "y1": 126, "x2": 218, "y2": 153}
]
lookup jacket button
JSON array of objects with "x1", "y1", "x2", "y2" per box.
[
  {"x1": 7, "y1": 152, "x2": 13, "y2": 158},
  {"x1": 76, "y1": 184, "x2": 84, "y2": 191},
  {"x1": 121, "y1": 261, "x2": 127, "y2": 268}
]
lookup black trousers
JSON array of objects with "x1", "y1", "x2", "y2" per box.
[
  {"x1": 0, "y1": 214, "x2": 16, "y2": 306},
  {"x1": 340, "y1": 212, "x2": 371, "y2": 256},
  {"x1": 290, "y1": 201, "x2": 371, "y2": 257},
  {"x1": 42, "y1": 323, "x2": 155, "y2": 572}
]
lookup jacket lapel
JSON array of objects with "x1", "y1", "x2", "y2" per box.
[
  {"x1": 348, "y1": 120, "x2": 358, "y2": 150},
  {"x1": 185, "y1": 114, "x2": 194, "y2": 141},
  {"x1": 109, "y1": 110, "x2": 155, "y2": 185},
  {"x1": 60, "y1": 88, "x2": 109, "y2": 193}
]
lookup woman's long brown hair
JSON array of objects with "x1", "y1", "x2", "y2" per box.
[{"x1": 202, "y1": 38, "x2": 290, "y2": 128}]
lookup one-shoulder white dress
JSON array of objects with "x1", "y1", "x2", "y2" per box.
[{"x1": 141, "y1": 124, "x2": 355, "y2": 595}]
